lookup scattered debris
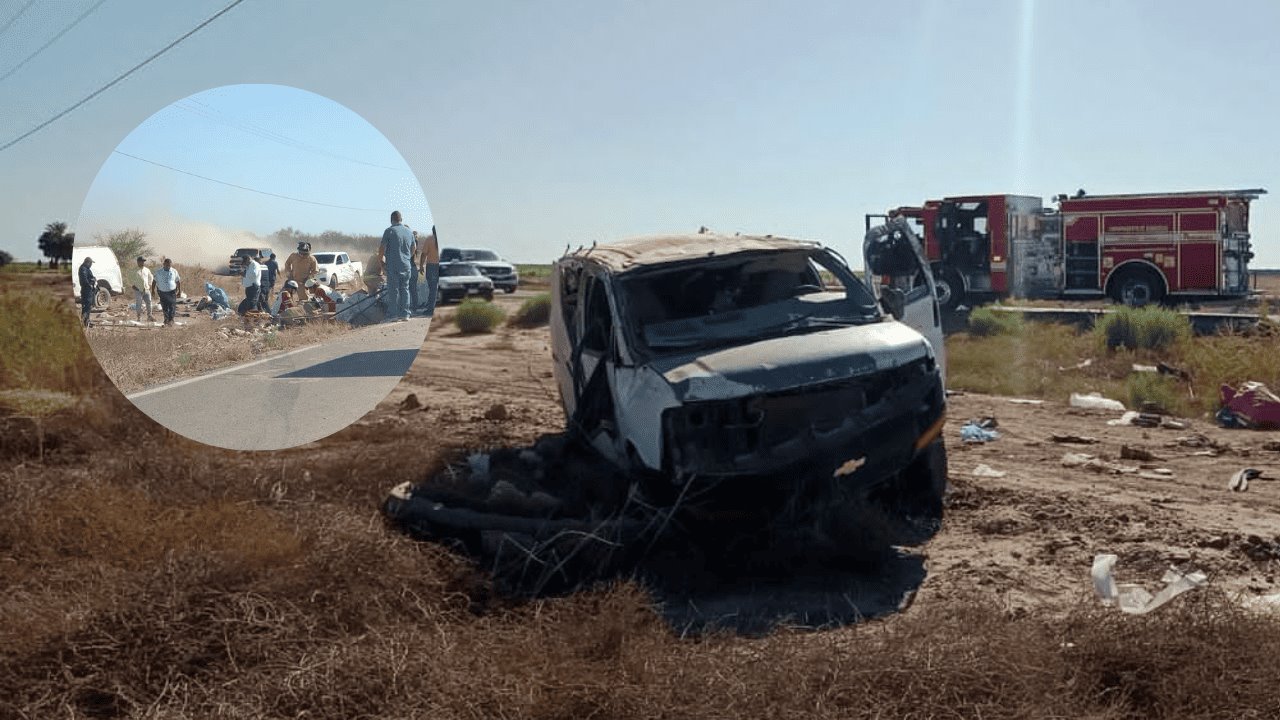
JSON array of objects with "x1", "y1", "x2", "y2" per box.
[
  {"x1": 1217, "y1": 382, "x2": 1280, "y2": 430},
  {"x1": 1050, "y1": 434, "x2": 1099, "y2": 445},
  {"x1": 1069, "y1": 392, "x2": 1126, "y2": 411},
  {"x1": 484, "y1": 403, "x2": 509, "y2": 421},
  {"x1": 1106, "y1": 410, "x2": 1173, "y2": 428},
  {"x1": 1060, "y1": 452, "x2": 1137, "y2": 474},
  {"x1": 1091, "y1": 553, "x2": 1208, "y2": 615},
  {"x1": 1229, "y1": 468, "x2": 1265, "y2": 493},
  {"x1": 1132, "y1": 364, "x2": 1158, "y2": 373},
  {"x1": 1006, "y1": 398, "x2": 1044, "y2": 405},
  {"x1": 1136, "y1": 468, "x2": 1175, "y2": 480},
  {"x1": 1157, "y1": 362, "x2": 1193, "y2": 382},
  {"x1": 399, "y1": 393, "x2": 422, "y2": 412},
  {"x1": 1119, "y1": 445, "x2": 1160, "y2": 462},
  {"x1": 960, "y1": 421, "x2": 999, "y2": 443},
  {"x1": 1058, "y1": 358, "x2": 1093, "y2": 372},
  {"x1": 971, "y1": 464, "x2": 1006, "y2": 478}
]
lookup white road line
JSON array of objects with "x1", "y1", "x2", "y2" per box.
[{"x1": 126, "y1": 342, "x2": 323, "y2": 400}]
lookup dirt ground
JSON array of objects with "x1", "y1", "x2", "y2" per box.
[
  {"x1": 399, "y1": 290, "x2": 1280, "y2": 620},
  {"x1": 79, "y1": 265, "x2": 358, "y2": 393}
]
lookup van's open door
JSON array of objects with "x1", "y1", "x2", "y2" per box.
[{"x1": 863, "y1": 217, "x2": 947, "y2": 387}]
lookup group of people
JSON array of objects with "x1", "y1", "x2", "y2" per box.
[
  {"x1": 378, "y1": 210, "x2": 439, "y2": 322},
  {"x1": 78, "y1": 254, "x2": 182, "y2": 328},
  {"x1": 236, "y1": 245, "x2": 342, "y2": 325},
  {"x1": 78, "y1": 211, "x2": 440, "y2": 330}
]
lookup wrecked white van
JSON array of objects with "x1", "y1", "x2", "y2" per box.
[{"x1": 549, "y1": 221, "x2": 948, "y2": 512}]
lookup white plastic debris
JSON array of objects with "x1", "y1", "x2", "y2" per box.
[
  {"x1": 972, "y1": 463, "x2": 1006, "y2": 478},
  {"x1": 1006, "y1": 398, "x2": 1044, "y2": 405},
  {"x1": 1070, "y1": 392, "x2": 1126, "y2": 411},
  {"x1": 1091, "y1": 553, "x2": 1208, "y2": 614},
  {"x1": 1229, "y1": 468, "x2": 1263, "y2": 492},
  {"x1": 1108, "y1": 411, "x2": 1142, "y2": 426}
]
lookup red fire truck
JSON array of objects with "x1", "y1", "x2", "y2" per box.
[{"x1": 868, "y1": 188, "x2": 1266, "y2": 310}]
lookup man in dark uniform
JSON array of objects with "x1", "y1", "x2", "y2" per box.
[{"x1": 78, "y1": 256, "x2": 96, "y2": 328}]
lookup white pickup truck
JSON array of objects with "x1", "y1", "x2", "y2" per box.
[{"x1": 313, "y1": 251, "x2": 363, "y2": 288}]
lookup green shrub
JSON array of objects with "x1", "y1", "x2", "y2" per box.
[
  {"x1": 454, "y1": 299, "x2": 506, "y2": 334},
  {"x1": 1095, "y1": 305, "x2": 1190, "y2": 351},
  {"x1": 967, "y1": 307, "x2": 1024, "y2": 336},
  {"x1": 1125, "y1": 372, "x2": 1185, "y2": 414},
  {"x1": 509, "y1": 293, "x2": 551, "y2": 327}
]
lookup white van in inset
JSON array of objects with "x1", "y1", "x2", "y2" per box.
[{"x1": 70, "y1": 245, "x2": 125, "y2": 308}]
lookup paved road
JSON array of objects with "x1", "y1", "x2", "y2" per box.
[{"x1": 127, "y1": 317, "x2": 431, "y2": 450}]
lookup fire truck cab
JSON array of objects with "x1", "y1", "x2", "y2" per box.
[{"x1": 877, "y1": 188, "x2": 1265, "y2": 310}]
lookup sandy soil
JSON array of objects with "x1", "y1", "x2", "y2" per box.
[{"x1": 385, "y1": 290, "x2": 1280, "y2": 623}]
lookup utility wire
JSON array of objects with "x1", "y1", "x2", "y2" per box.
[
  {"x1": 171, "y1": 99, "x2": 405, "y2": 172},
  {"x1": 112, "y1": 150, "x2": 389, "y2": 212},
  {"x1": 0, "y1": 0, "x2": 109, "y2": 84},
  {"x1": 0, "y1": 0, "x2": 247, "y2": 154},
  {"x1": 0, "y1": 0, "x2": 38, "y2": 39}
]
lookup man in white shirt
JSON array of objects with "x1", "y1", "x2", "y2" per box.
[
  {"x1": 151, "y1": 257, "x2": 182, "y2": 326},
  {"x1": 130, "y1": 256, "x2": 156, "y2": 323},
  {"x1": 238, "y1": 256, "x2": 262, "y2": 316}
]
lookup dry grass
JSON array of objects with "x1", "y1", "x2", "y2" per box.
[
  {"x1": 86, "y1": 309, "x2": 352, "y2": 394},
  {"x1": 0, "y1": 276, "x2": 102, "y2": 394},
  {"x1": 7, "y1": 273, "x2": 1280, "y2": 718}
]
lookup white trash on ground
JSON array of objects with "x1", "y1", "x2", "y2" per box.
[
  {"x1": 1091, "y1": 553, "x2": 1208, "y2": 614},
  {"x1": 1070, "y1": 392, "x2": 1127, "y2": 411}
]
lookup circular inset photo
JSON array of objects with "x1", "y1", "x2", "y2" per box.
[{"x1": 74, "y1": 84, "x2": 439, "y2": 450}]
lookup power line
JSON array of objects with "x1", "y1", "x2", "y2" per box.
[
  {"x1": 0, "y1": 0, "x2": 109, "y2": 84},
  {"x1": 112, "y1": 150, "x2": 389, "y2": 212},
  {"x1": 171, "y1": 99, "x2": 405, "y2": 172},
  {"x1": 0, "y1": 0, "x2": 38, "y2": 39},
  {"x1": 0, "y1": 0, "x2": 248, "y2": 154}
]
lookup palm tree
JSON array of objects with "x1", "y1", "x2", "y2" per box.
[{"x1": 37, "y1": 221, "x2": 70, "y2": 269}]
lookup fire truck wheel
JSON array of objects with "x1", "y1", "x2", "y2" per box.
[
  {"x1": 1109, "y1": 268, "x2": 1165, "y2": 307},
  {"x1": 931, "y1": 266, "x2": 964, "y2": 312}
]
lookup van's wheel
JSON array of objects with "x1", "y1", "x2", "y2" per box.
[
  {"x1": 94, "y1": 284, "x2": 111, "y2": 309},
  {"x1": 931, "y1": 265, "x2": 964, "y2": 313},
  {"x1": 1109, "y1": 268, "x2": 1165, "y2": 307}
]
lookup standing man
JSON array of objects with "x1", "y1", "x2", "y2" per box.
[
  {"x1": 77, "y1": 255, "x2": 96, "y2": 328},
  {"x1": 284, "y1": 241, "x2": 318, "y2": 300},
  {"x1": 260, "y1": 252, "x2": 279, "y2": 312},
  {"x1": 379, "y1": 210, "x2": 415, "y2": 322},
  {"x1": 418, "y1": 224, "x2": 440, "y2": 317},
  {"x1": 130, "y1": 256, "x2": 156, "y2": 323},
  {"x1": 408, "y1": 230, "x2": 421, "y2": 311},
  {"x1": 151, "y1": 257, "x2": 182, "y2": 326},
  {"x1": 238, "y1": 255, "x2": 262, "y2": 316}
]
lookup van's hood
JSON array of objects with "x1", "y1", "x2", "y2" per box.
[{"x1": 649, "y1": 321, "x2": 932, "y2": 402}]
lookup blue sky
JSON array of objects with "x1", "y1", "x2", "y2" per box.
[
  {"x1": 75, "y1": 83, "x2": 429, "y2": 265},
  {"x1": 1, "y1": 0, "x2": 1278, "y2": 267}
]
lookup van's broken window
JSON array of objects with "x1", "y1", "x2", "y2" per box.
[{"x1": 618, "y1": 250, "x2": 879, "y2": 357}]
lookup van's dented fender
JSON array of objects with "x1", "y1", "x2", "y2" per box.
[{"x1": 612, "y1": 364, "x2": 681, "y2": 471}]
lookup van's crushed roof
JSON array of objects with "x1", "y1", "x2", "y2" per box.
[{"x1": 562, "y1": 233, "x2": 821, "y2": 273}]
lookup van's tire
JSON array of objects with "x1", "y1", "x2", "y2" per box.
[
  {"x1": 1108, "y1": 267, "x2": 1165, "y2": 307},
  {"x1": 94, "y1": 283, "x2": 111, "y2": 309},
  {"x1": 931, "y1": 265, "x2": 965, "y2": 313}
]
